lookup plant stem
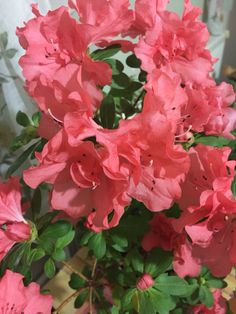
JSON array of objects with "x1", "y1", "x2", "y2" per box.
[
  {"x1": 133, "y1": 89, "x2": 145, "y2": 108},
  {"x1": 54, "y1": 287, "x2": 87, "y2": 314},
  {"x1": 61, "y1": 260, "x2": 89, "y2": 282}
]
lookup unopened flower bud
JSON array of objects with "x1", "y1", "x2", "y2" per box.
[{"x1": 136, "y1": 273, "x2": 154, "y2": 291}]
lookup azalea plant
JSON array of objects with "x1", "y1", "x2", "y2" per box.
[{"x1": 0, "y1": 0, "x2": 236, "y2": 313}]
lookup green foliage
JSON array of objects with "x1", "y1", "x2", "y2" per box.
[
  {"x1": 69, "y1": 273, "x2": 86, "y2": 290},
  {"x1": 91, "y1": 44, "x2": 121, "y2": 60},
  {"x1": 44, "y1": 258, "x2": 56, "y2": 279},
  {"x1": 154, "y1": 275, "x2": 192, "y2": 297},
  {"x1": 88, "y1": 232, "x2": 107, "y2": 259},
  {"x1": 145, "y1": 248, "x2": 173, "y2": 277},
  {"x1": 126, "y1": 54, "x2": 141, "y2": 68},
  {"x1": 100, "y1": 95, "x2": 116, "y2": 129}
]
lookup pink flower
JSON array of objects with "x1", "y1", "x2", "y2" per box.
[
  {"x1": 17, "y1": 5, "x2": 112, "y2": 121},
  {"x1": 0, "y1": 177, "x2": 31, "y2": 260},
  {"x1": 134, "y1": 0, "x2": 214, "y2": 85},
  {"x1": 136, "y1": 273, "x2": 154, "y2": 290},
  {"x1": 23, "y1": 128, "x2": 131, "y2": 231},
  {"x1": 68, "y1": 0, "x2": 134, "y2": 42},
  {"x1": 142, "y1": 214, "x2": 201, "y2": 278},
  {"x1": 0, "y1": 269, "x2": 53, "y2": 314},
  {"x1": 191, "y1": 289, "x2": 227, "y2": 314},
  {"x1": 178, "y1": 145, "x2": 236, "y2": 211}
]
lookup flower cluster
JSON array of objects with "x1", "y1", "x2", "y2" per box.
[{"x1": 17, "y1": 0, "x2": 236, "y2": 275}]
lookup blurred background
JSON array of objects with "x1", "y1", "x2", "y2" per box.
[{"x1": 0, "y1": 0, "x2": 235, "y2": 173}]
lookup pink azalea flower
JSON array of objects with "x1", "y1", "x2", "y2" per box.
[
  {"x1": 0, "y1": 177, "x2": 31, "y2": 260},
  {"x1": 142, "y1": 214, "x2": 201, "y2": 278},
  {"x1": 134, "y1": 0, "x2": 214, "y2": 85},
  {"x1": 178, "y1": 144, "x2": 236, "y2": 211},
  {"x1": 190, "y1": 289, "x2": 227, "y2": 314},
  {"x1": 17, "y1": 5, "x2": 112, "y2": 121},
  {"x1": 24, "y1": 128, "x2": 131, "y2": 231},
  {"x1": 68, "y1": 0, "x2": 134, "y2": 41},
  {"x1": 0, "y1": 269, "x2": 53, "y2": 314}
]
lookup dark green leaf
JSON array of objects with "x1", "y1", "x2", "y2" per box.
[
  {"x1": 104, "y1": 59, "x2": 124, "y2": 75},
  {"x1": 31, "y1": 187, "x2": 42, "y2": 218},
  {"x1": 120, "y1": 98, "x2": 135, "y2": 118},
  {"x1": 139, "y1": 292, "x2": 156, "y2": 314},
  {"x1": 69, "y1": 273, "x2": 86, "y2": 290},
  {"x1": 40, "y1": 220, "x2": 72, "y2": 241},
  {"x1": 44, "y1": 258, "x2": 56, "y2": 278},
  {"x1": 126, "y1": 54, "x2": 141, "y2": 68},
  {"x1": 100, "y1": 95, "x2": 115, "y2": 129},
  {"x1": 88, "y1": 232, "x2": 106, "y2": 259},
  {"x1": 5, "y1": 48, "x2": 17, "y2": 59},
  {"x1": 74, "y1": 289, "x2": 88, "y2": 308},
  {"x1": 91, "y1": 44, "x2": 121, "y2": 60},
  {"x1": 145, "y1": 248, "x2": 172, "y2": 277},
  {"x1": 139, "y1": 70, "x2": 147, "y2": 82},
  {"x1": 6, "y1": 141, "x2": 39, "y2": 178},
  {"x1": 155, "y1": 275, "x2": 191, "y2": 297},
  {"x1": 199, "y1": 285, "x2": 214, "y2": 308},
  {"x1": 112, "y1": 73, "x2": 130, "y2": 89}
]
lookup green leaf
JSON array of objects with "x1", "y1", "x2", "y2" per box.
[
  {"x1": 194, "y1": 135, "x2": 231, "y2": 147},
  {"x1": 121, "y1": 289, "x2": 135, "y2": 309},
  {"x1": 0, "y1": 32, "x2": 8, "y2": 49},
  {"x1": 79, "y1": 230, "x2": 94, "y2": 245},
  {"x1": 4, "y1": 48, "x2": 17, "y2": 59},
  {"x1": 100, "y1": 94, "x2": 115, "y2": 129},
  {"x1": 91, "y1": 44, "x2": 120, "y2": 60},
  {"x1": 111, "y1": 234, "x2": 128, "y2": 248},
  {"x1": 74, "y1": 289, "x2": 88, "y2": 308},
  {"x1": 126, "y1": 54, "x2": 141, "y2": 68},
  {"x1": 128, "y1": 249, "x2": 144, "y2": 273},
  {"x1": 207, "y1": 278, "x2": 227, "y2": 289},
  {"x1": 27, "y1": 248, "x2": 45, "y2": 264},
  {"x1": 44, "y1": 258, "x2": 56, "y2": 279},
  {"x1": 142, "y1": 289, "x2": 176, "y2": 314},
  {"x1": 40, "y1": 220, "x2": 72, "y2": 240},
  {"x1": 31, "y1": 187, "x2": 42, "y2": 218},
  {"x1": 111, "y1": 306, "x2": 120, "y2": 314},
  {"x1": 6, "y1": 141, "x2": 39, "y2": 178},
  {"x1": 155, "y1": 275, "x2": 191, "y2": 297},
  {"x1": 32, "y1": 112, "x2": 41, "y2": 127},
  {"x1": 231, "y1": 175, "x2": 236, "y2": 197},
  {"x1": 120, "y1": 98, "x2": 135, "y2": 118},
  {"x1": 199, "y1": 285, "x2": 214, "y2": 308},
  {"x1": 104, "y1": 59, "x2": 124, "y2": 75},
  {"x1": 139, "y1": 70, "x2": 147, "y2": 82},
  {"x1": 145, "y1": 248, "x2": 173, "y2": 277},
  {"x1": 139, "y1": 292, "x2": 156, "y2": 314},
  {"x1": 112, "y1": 73, "x2": 130, "y2": 89},
  {"x1": 52, "y1": 248, "x2": 66, "y2": 261},
  {"x1": 88, "y1": 232, "x2": 106, "y2": 259},
  {"x1": 56, "y1": 230, "x2": 75, "y2": 250},
  {"x1": 39, "y1": 220, "x2": 72, "y2": 254},
  {"x1": 69, "y1": 273, "x2": 86, "y2": 290}
]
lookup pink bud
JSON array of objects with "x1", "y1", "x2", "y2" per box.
[{"x1": 136, "y1": 273, "x2": 154, "y2": 291}]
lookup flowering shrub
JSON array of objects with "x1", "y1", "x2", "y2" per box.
[{"x1": 0, "y1": 0, "x2": 236, "y2": 313}]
